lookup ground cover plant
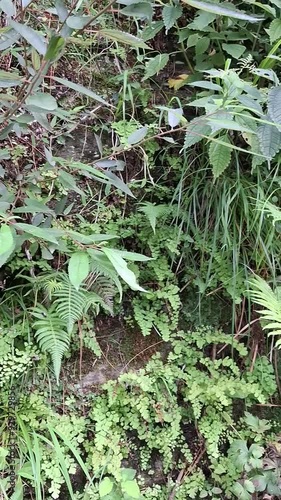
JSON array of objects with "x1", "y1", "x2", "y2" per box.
[{"x1": 0, "y1": 0, "x2": 281, "y2": 498}]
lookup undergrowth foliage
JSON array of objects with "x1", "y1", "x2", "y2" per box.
[{"x1": 0, "y1": 0, "x2": 281, "y2": 498}]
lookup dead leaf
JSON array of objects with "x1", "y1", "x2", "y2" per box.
[{"x1": 168, "y1": 73, "x2": 189, "y2": 90}]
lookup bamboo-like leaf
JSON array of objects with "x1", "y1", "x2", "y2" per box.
[
  {"x1": 98, "y1": 29, "x2": 149, "y2": 48},
  {"x1": 182, "y1": 0, "x2": 264, "y2": 22},
  {"x1": 52, "y1": 76, "x2": 110, "y2": 106},
  {"x1": 9, "y1": 20, "x2": 47, "y2": 55}
]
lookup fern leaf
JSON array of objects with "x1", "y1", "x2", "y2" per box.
[
  {"x1": 52, "y1": 273, "x2": 89, "y2": 333},
  {"x1": 87, "y1": 249, "x2": 122, "y2": 300},
  {"x1": 32, "y1": 305, "x2": 69, "y2": 383},
  {"x1": 85, "y1": 273, "x2": 116, "y2": 313},
  {"x1": 209, "y1": 135, "x2": 232, "y2": 178},
  {"x1": 138, "y1": 202, "x2": 169, "y2": 233},
  {"x1": 249, "y1": 276, "x2": 281, "y2": 344}
]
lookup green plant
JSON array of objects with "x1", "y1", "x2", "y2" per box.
[{"x1": 249, "y1": 275, "x2": 281, "y2": 346}]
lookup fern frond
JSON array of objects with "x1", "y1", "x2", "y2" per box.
[
  {"x1": 52, "y1": 273, "x2": 90, "y2": 333},
  {"x1": 88, "y1": 249, "x2": 122, "y2": 300},
  {"x1": 85, "y1": 273, "x2": 116, "y2": 313},
  {"x1": 249, "y1": 276, "x2": 281, "y2": 343},
  {"x1": 32, "y1": 305, "x2": 69, "y2": 383}
]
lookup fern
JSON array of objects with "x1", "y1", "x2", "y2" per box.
[
  {"x1": 52, "y1": 273, "x2": 92, "y2": 333},
  {"x1": 85, "y1": 273, "x2": 116, "y2": 313},
  {"x1": 32, "y1": 305, "x2": 69, "y2": 383},
  {"x1": 87, "y1": 249, "x2": 122, "y2": 300},
  {"x1": 249, "y1": 276, "x2": 281, "y2": 346}
]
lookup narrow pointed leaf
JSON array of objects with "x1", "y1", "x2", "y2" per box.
[
  {"x1": 181, "y1": 0, "x2": 264, "y2": 22},
  {"x1": 9, "y1": 20, "x2": 47, "y2": 55},
  {"x1": 52, "y1": 76, "x2": 110, "y2": 106}
]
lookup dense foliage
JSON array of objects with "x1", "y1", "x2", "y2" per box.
[{"x1": 0, "y1": 0, "x2": 281, "y2": 498}]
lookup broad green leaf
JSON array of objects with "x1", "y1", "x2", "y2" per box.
[
  {"x1": 45, "y1": 35, "x2": 65, "y2": 61},
  {"x1": 52, "y1": 76, "x2": 110, "y2": 106},
  {"x1": 102, "y1": 247, "x2": 147, "y2": 292},
  {"x1": 268, "y1": 86, "x2": 281, "y2": 124},
  {"x1": 127, "y1": 126, "x2": 148, "y2": 144},
  {"x1": 195, "y1": 37, "x2": 210, "y2": 55},
  {"x1": 182, "y1": 0, "x2": 264, "y2": 22},
  {"x1": 184, "y1": 119, "x2": 211, "y2": 147},
  {"x1": 66, "y1": 15, "x2": 92, "y2": 29},
  {"x1": 222, "y1": 43, "x2": 246, "y2": 59},
  {"x1": 68, "y1": 252, "x2": 90, "y2": 290},
  {"x1": 162, "y1": 5, "x2": 182, "y2": 32},
  {"x1": 99, "y1": 477, "x2": 113, "y2": 497},
  {"x1": 0, "y1": 70, "x2": 22, "y2": 88},
  {"x1": 187, "y1": 33, "x2": 199, "y2": 48},
  {"x1": 0, "y1": 224, "x2": 15, "y2": 267},
  {"x1": 266, "y1": 18, "x2": 281, "y2": 44},
  {"x1": 0, "y1": 0, "x2": 15, "y2": 17},
  {"x1": 121, "y1": 2, "x2": 153, "y2": 20},
  {"x1": 15, "y1": 223, "x2": 64, "y2": 244},
  {"x1": 9, "y1": 20, "x2": 47, "y2": 55},
  {"x1": 143, "y1": 53, "x2": 169, "y2": 81},
  {"x1": 122, "y1": 480, "x2": 141, "y2": 498},
  {"x1": 257, "y1": 120, "x2": 281, "y2": 159},
  {"x1": 99, "y1": 29, "x2": 149, "y2": 48},
  {"x1": 120, "y1": 468, "x2": 136, "y2": 481},
  {"x1": 25, "y1": 93, "x2": 57, "y2": 111},
  {"x1": 209, "y1": 135, "x2": 232, "y2": 178},
  {"x1": 189, "y1": 11, "x2": 216, "y2": 30},
  {"x1": 168, "y1": 107, "x2": 183, "y2": 128}
]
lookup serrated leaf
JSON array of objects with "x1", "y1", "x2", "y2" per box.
[
  {"x1": 25, "y1": 93, "x2": 57, "y2": 111},
  {"x1": 9, "y1": 20, "x2": 47, "y2": 55},
  {"x1": 121, "y1": 2, "x2": 153, "y2": 20},
  {"x1": 257, "y1": 119, "x2": 281, "y2": 159},
  {"x1": 68, "y1": 252, "x2": 90, "y2": 290},
  {"x1": 127, "y1": 126, "x2": 148, "y2": 144},
  {"x1": 268, "y1": 86, "x2": 281, "y2": 124},
  {"x1": 182, "y1": 0, "x2": 264, "y2": 22},
  {"x1": 52, "y1": 76, "x2": 109, "y2": 106},
  {"x1": 140, "y1": 20, "x2": 164, "y2": 41},
  {"x1": 190, "y1": 11, "x2": 216, "y2": 30},
  {"x1": 99, "y1": 28, "x2": 149, "y2": 48},
  {"x1": 99, "y1": 477, "x2": 113, "y2": 497},
  {"x1": 143, "y1": 53, "x2": 169, "y2": 81},
  {"x1": 222, "y1": 43, "x2": 246, "y2": 59},
  {"x1": 266, "y1": 18, "x2": 281, "y2": 44},
  {"x1": 162, "y1": 5, "x2": 182, "y2": 32},
  {"x1": 209, "y1": 135, "x2": 232, "y2": 178},
  {"x1": 184, "y1": 119, "x2": 211, "y2": 147},
  {"x1": 0, "y1": 224, "x2": 15, "y2": 267}
]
